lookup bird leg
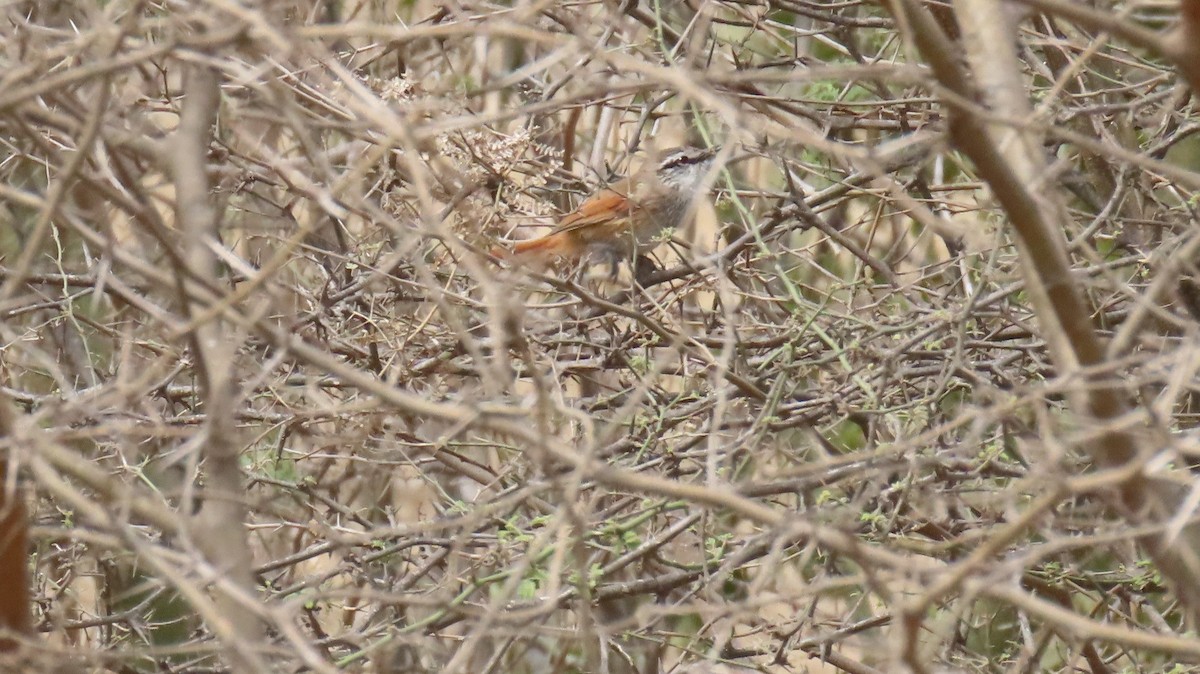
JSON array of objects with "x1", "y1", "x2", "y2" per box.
[
  {"x1": 582, "y1": 245, "x2": 624, "y2": 281},
  {"x1": 633, "y1": 254, "x2": 659, "y2": 286}
]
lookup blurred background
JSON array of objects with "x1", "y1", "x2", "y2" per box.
[{"x1": 2, "y1": 1, "x2": 1200, "y2": 672}]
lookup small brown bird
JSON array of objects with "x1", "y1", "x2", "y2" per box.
[{"x1": 493, "y1": 146, "x2": 717, "y2": 273}]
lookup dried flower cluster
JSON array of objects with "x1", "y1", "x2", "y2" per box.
[{"x1": 2, "y1": 1, "x2": 1200, "y2": 673}]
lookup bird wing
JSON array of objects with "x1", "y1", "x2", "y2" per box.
[{"x1": 548, "y1": 184, "x2": 635, "y2": 234}]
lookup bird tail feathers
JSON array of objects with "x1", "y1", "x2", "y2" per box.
[{"x1": 493, "y1": 233, "x2": 580, "y2": 262}]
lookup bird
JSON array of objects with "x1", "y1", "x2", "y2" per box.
[{"x1": 492, "y1": 146, "x2": 717, "y2": 277}]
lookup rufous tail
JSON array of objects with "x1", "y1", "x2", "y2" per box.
[
  {"x1": 0, "y1": 395, "x2": 29, "y2": 652},
  {"x1": 492, "y1": 232, "x2": 582, "y2": 262}
]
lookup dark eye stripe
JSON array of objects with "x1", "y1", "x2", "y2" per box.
[{"x1": 658, "y1": 149, "x2": 713, "y2": 170}]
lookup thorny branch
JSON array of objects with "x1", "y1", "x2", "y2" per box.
[{"x1": 2, "y1": 1, "x2": 1200, "y2": 673}]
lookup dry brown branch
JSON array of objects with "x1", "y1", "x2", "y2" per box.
[
  {"x1": 888, "y1": 0, "x2": 1200, "y2": 644},
  {"x1": 170, "y1": 58, "x2": 267, "y2": 671},
  {"x1": 1008, "y1": 0, "x2": 1200, "y2": 93},
  {"x1": 3, "y1": 1, "x2": 1200, "y2": 672}
]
